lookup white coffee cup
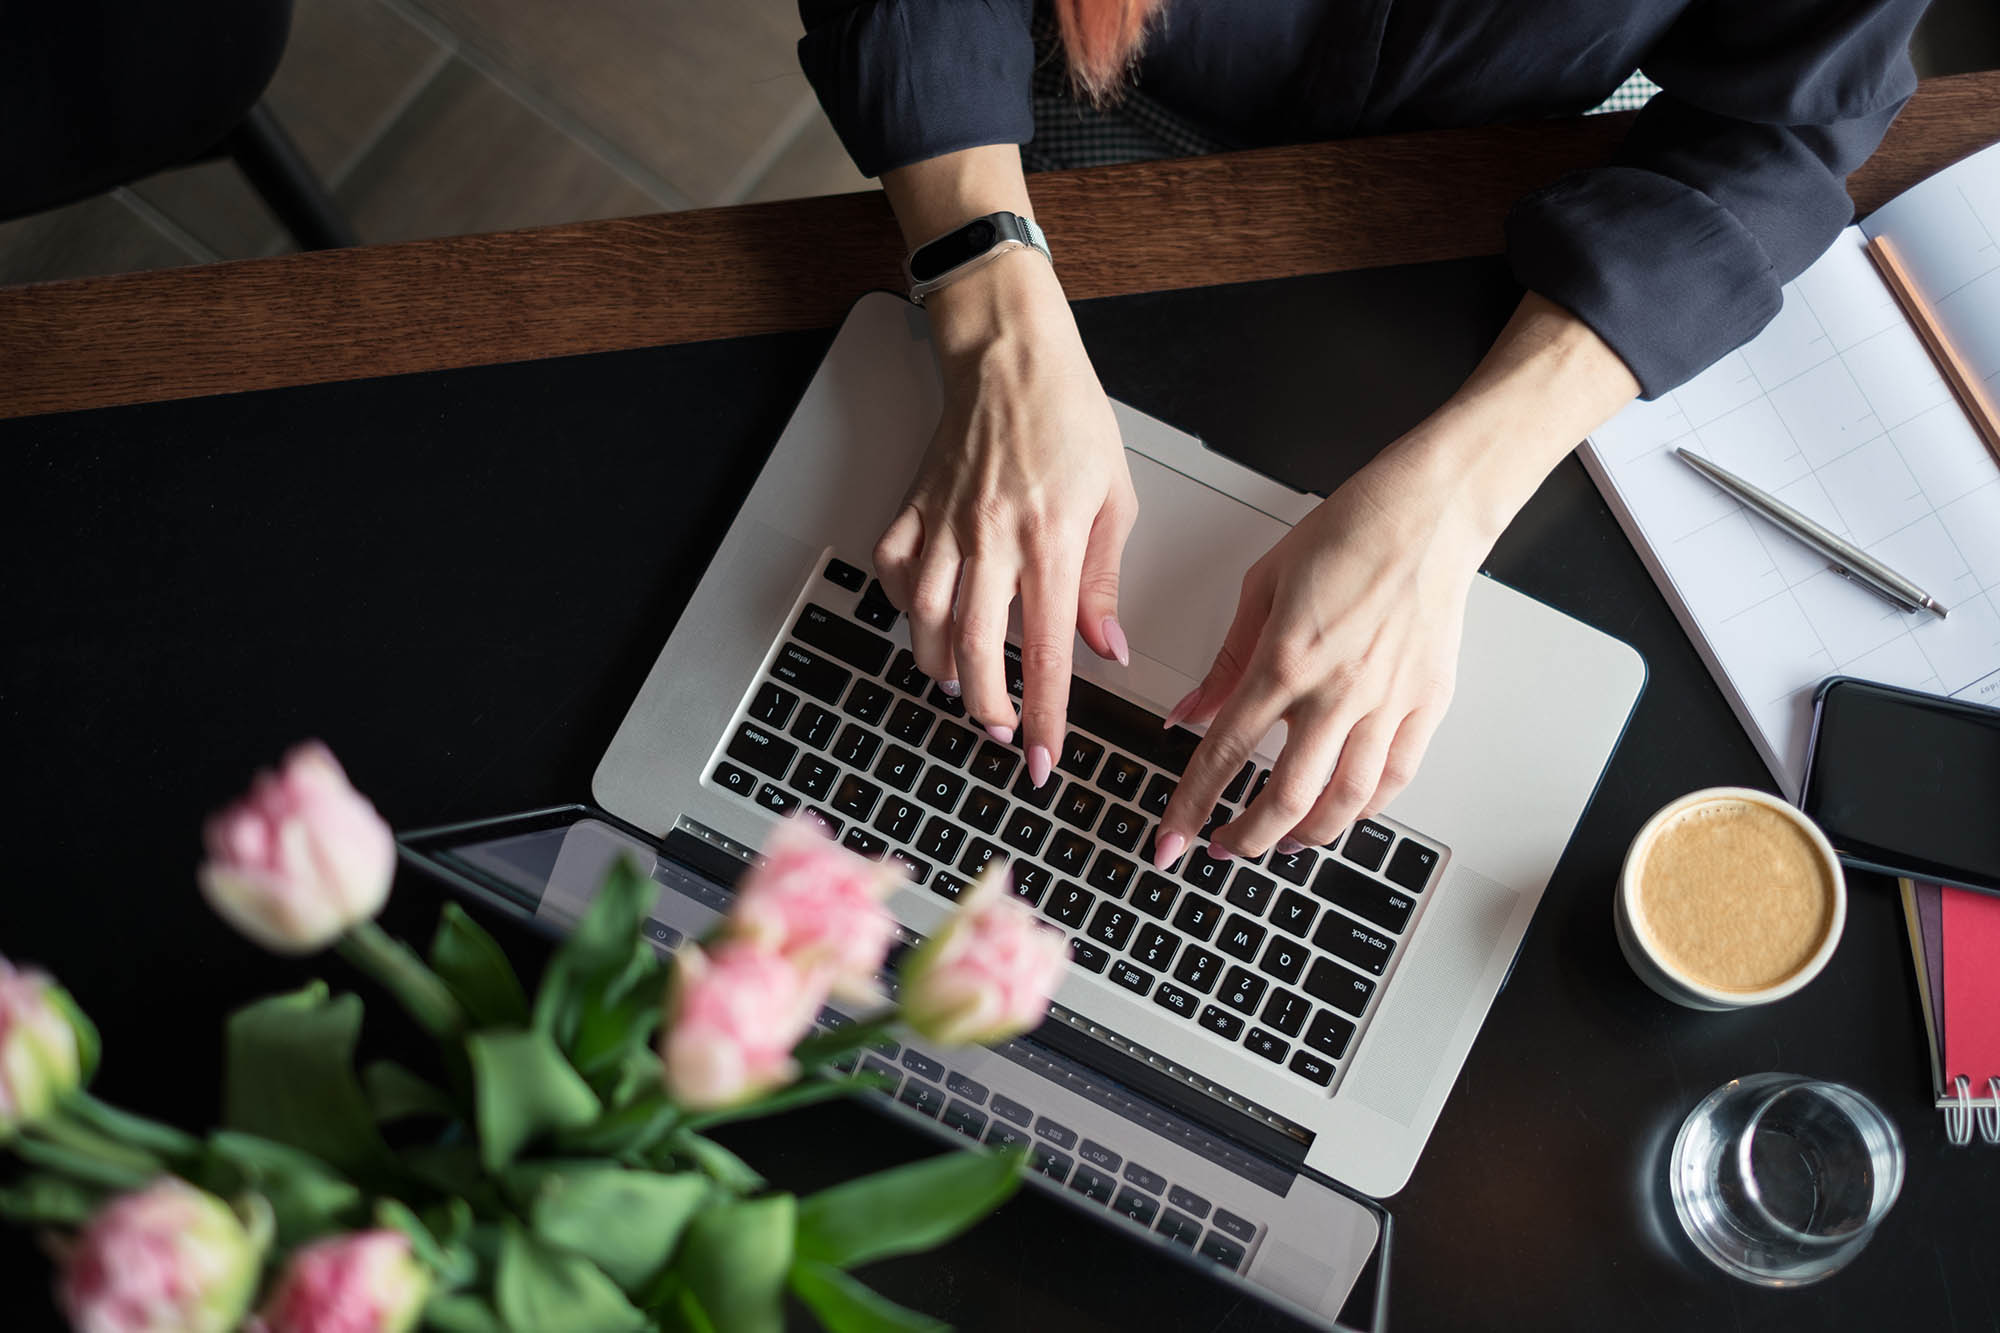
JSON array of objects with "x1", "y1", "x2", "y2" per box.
[{"x1": 1614, "y1": 787, "x2": 1846, "y2": 1011}]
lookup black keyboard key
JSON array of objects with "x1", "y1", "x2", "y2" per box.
[
  {"x1": 1216, "y1": 913, "x2": 1266, "y2": 962},
  {"x1": 800, "y1": 807, "x2": 843, "y2": 840},
  {"x1": 928, "y1": 683, "x2": 966, "y2": 717},
  {"x1": 1000, "y1": 643, "x2": 1027, "y2": 698},
  {"x1": 901, "y1": 1049, "x2": 945, "y2": 1081},
  {"x1": 1198, "y1": 803, "x2": 1233, "y2": 841},
  {"x1": 1260, "y1": 987, "x2": 1311, "y2": 1037},
  {"x1": 1054, "y1": 782, "x2": 1106, "y2": 831},
  {"x1": 1122, "y1": 1162, "x2": 1168, "y2": 1195},
  {"x1": 1181, "y1": 853, "x2": 1229, "y2": 895},
  {"x1": 984, "y1": 1123, "x2": 1029, "y2": 1150},
  {"x1": 1271, "y1": 888, "x2": 1319, "y2": 937},
  {"x1": 1131, "y1": 872, "x2": 1178, "y2": 919},
  {"x1": 727, "y1": 723, "x2": 796, "y2": 779},
  {"x1": 915, "y1": 765, "x2": 966, "y2": 813},
  {"x1": 930, "y1": 871, "x2": 970, "y2": 901},
  {"x1": 1140, "y1": 827, "x2": 1184, "y2": 873},
  {"x1": 1342, "y1": 818, "x2": 1395, "y2": 871},
  {"x1": 1086, "y1": 902, "x2": 1138, "y2": 950},
  {"x1": 1047, "y1": 882, "x2": 1095, "y2": 929},
  {"x1": 1068, "y1": 938, "x2": 1110, "y2": 973},
  {"x1": 1303, "y1": 958, "x2": 1375, "y2": 1015},
  {"x1": 1030, "y1": 1147, "x2": 1072, "y2": 1183},
  {"x1": 885, "y1": 699, "x2": 934, "y2": 746},
  {"x1": 750, "y1": 681, "x2": 798, "y2": 728},
  {"x1": 1097, "y1": 753, "x2": 1146, "y2": 800},
  {"x1": 959, "y1": 838, "x2": 1007, "y2": 877},
  {"x1": 886, "y1": 648, "x2": 929, "y2": 696},
  {"x1": 1009, "y1": 862, "x2": 1052, "y2": 907},
  {"x1": 946, "y1": 1072, "x2": 989, "y2": 1104},
  {"x1": 1314, "y1": 860, "x2": 1416, "y2": 933},
  {"x1": 1140, "y1": 772, "x2": 1177, "y2": 817},
  {"x1": 1225, "y1": 867, "x2": 1276, "y2": 915},
  {"x1": 1112, "y1": 1187, "x2": 1159, "y2": 1227},
  {"x1": 941, "y1": 1101, "x2": 988, "y2": 1140},
  {"x1": 960, "y1": 786, "x2": 1009, "y2": 834},
  {"x1": 914, "y1": 816, "x2": 967, "y2": 865},
  {"x1": 970, "y1": 740, "x2": 1018, "y2": 787},
  {"x1": 1258, "y1": 935, "x2": 1309, "y2": 984},
  {"x1": 1108, "y1": 959, "x2": 1153, "y2": 994},
  {"x1": 823, "y1": 557, "x2": 866, "y2": 592},
  {"x1": 1172, "y1": 946, "x2": 1223, "y2": 994},
  {"x1": 712, "y1": 761, "x2": 755, "y2": 797},
  {"x1": 1044, "y1": 829, "x2": 1093, "y2": 877},
  {"x1": 1289, "y1": 1050, "x2": 1336, "y2": 1086},
  {"x1": 1077, "y1": 1140, "x2": 1122, "y2": 1172},
  {"x1": 1097, "y1": 803, "x2": 1145, "y2": 851},
  {"x1": 1035, "y1": 1118, "x2": 1078, "y2": 1150},
  {"x1": 1311, "y1": 914, "x2": 1396, "y2": 976},
  {"x1": 855, "y1": 580, "x2": 900, "y2": 632},
  {"x1": 873, "y1": 795, "x2": 923, "y2": 842},
  {"x1": 832, "y1": 723, "x2": 880, "y2": 769},
  {"x1": 1387, "y1": 838, "x2": 1440, "y2": 892},
  {"x1": 862, "y1": 1055, "x2": 901, "y2": 1087},
  {"x1": 1170, "y1": 893, "x2": 1222, "y2": 941},
  {"x1": 1156, "y1": 1211, "x2": 1202, "y2": 1248},
  {"x1": 1085, "y1": 851, "x2": 1135, "y2": 897},
  {"x1": 754, "y1": 783, "x2": 801, "y2": 817},
  {"x1": 770, "y1": 641, "x2": 854, "y2": 705},
  {"x1": 872, "y1": 745, "x2": 923, "y2": 792},
  {"x1": 1152, "y1": 981, "x2": 1199, "y2": 1019},
  {"x1": 837, "y1": 678, "x2": 886, "y2": 725},
  {"x1": 1167, "y1": 1186, "x2": 1210, "y2": 1219},
  {"x1": 887, "y1": 849, "x2": 929, "y2": 884},
  {"x1": 789, "y1": 702, "x2": 840, "y2": 750},
  {"x1": 1131, "y1": 924, "x2": 1179, "y2": 971},
  {"x1": 1001, "y1": 808, "x2": 1052, "y2": 856},
  {"x1": 1058, "y1": 734, "x2": 1104, "y2": 779},
  {"x1": 992, "y1": 1095, "x2": 1032, "y2": 1127},
  {"x1": 1212, "y1": 1210, "x2": 1257, "y2": 1243},
  {"x1": 1219, "y1": 966, "x2": 1266, "y2": 1015},
  {"x1": 1221, "y1": 762, "x2": 1255, "y2": 804},
  {"x1": 832, "y1": 773, "x2": 881, "y2": 821},
  {"x1": 1069, "y1": 1165, "x2": 1117, "y2": 1205},
  {"x1": 1197, "y1": 1005, "x2": 1245, "y2": 1040},
  {"x1": 1012, "y1": 767, "x2": 1060, "y2": 809},
  {"x1": 1065, "y1": 674, "x2": 1203, "y2": 775},
  {"x1": 1268, "y1": 845, "x2": 1317, "y2": 886},
  {"x1": 1305, "y1": 1010, "x2": 1357, "y2": 1060},
  {"x1": 842, "y1": 828, "x2": 888, "y2": 861},
  {"x1": 926, "y1": 720, "x2": 976, "y2": 766},
  {"x1": 1200, "y1": 1231, "x2": 1248, "y2": 1270}
]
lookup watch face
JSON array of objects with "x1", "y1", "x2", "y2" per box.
[{"x1": 910, "y1": 219, "x2": 1000, "y2": 282}]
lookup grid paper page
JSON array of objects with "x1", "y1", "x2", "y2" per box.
[{"x1": 1586, "y1": 226, "x2": 2000, "y2": 795}]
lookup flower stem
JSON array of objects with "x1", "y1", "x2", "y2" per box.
[
  {"x1": 338, "y1": 921, "x2": 467, "y2": 1040},
  {"x1": 27, "y1": 1113, "x2": 164, "y2": 1176},
  {"x1": 790, "y1": 1011, "x2": 898, "y2": 1069}
]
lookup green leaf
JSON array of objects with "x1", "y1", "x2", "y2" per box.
[
  {"x1": 0, "y1": 1174, "x2": 103, "y2": 1226},
  {"x1": 796, "y1": 1150, "x2": 1020, "y2": 1270},
  {"x1": 662, "y1": 1132, "x2": 764, "y2": 1192},
  {"x1": 790, "y1": 1016, "x2": 897, "y2": 1072},
  {"x1": 337, "y1": 921, "x2": 468, "y2": 1040},
  {"x1": 550, "y1": 1091, "x2": 678, "y2": 1159},
  {"x1": 520, "y1": 1165, "x2": 708, "y2": 1294},
  {"x1": 431, "y1": 904, "x2": 531, "y2": 1028},
  {"x1": 532, "y1": 857, "x2": 656, "y2": 1047},
  {"x1": 467, "y1": 1028, "x2": 601, "y2": 1171},
  {"x1": 788, "y1": 1259, "x2": 949, "y2": 1333},
  {"x1": 11, "y1": 1134, "x2": 155, "y2": 1192},
  {"x1": 674, "y1": 1195, "x2": 795, "y2": 1333},
  {"x1": 363, "y1": 1061, "x2": 457, "y2": 1124},
  {"x1": 680, "y1": 1074, "x2": 878, "y2": 1133},
  {"x1": 376, "y1": 1197, "x2": 477, "y2": 1290},
  {"x1": 571, "y1": 954, "x2": 666, "y2": 1084},
  {"x1": 223, "y1": 983, "x2": 401, "y2": 1188},
  {"x1": 206, "y1": 1130, "x2": 365, "y2": 1245},
  {"x1": 424, "y1": 1294, "x2": 510, "y2": 1333},
  {"x1": 64, "y1": 1093, "x2": 201, "y2": 1163},
  {"x1": 496, "y1": 1223, "x2": 645, "y2": 1333}
]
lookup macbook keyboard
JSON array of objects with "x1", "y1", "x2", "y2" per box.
[{"x1": 709, "y1": 554, "x2": 1449, "y2": 1098}]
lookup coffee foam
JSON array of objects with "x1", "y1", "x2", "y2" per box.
[{"x1": 1633, "y1": 798, "x2": 1836, "y2": 993}]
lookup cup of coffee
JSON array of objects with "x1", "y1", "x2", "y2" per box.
[{"x1": 1615, "y1": 787, "x2": 1845, "y2": 1010}]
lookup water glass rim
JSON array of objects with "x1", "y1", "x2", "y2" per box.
[{"x1": 1734, "y1": 1076, "x2": 1904, "y2": 1245}]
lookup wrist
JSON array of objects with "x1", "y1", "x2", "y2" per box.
[{"x1": 924, "y1": 249, "x2": 1075, "y2": 370}]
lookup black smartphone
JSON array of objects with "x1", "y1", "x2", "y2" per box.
[{"x1": 1799, "y1": 676, "x2": 2000, "y2": 894}]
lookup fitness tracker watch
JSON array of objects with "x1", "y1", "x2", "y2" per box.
[{"x1": 904, "y1": 211, "x2": 1051, "y2": 306}]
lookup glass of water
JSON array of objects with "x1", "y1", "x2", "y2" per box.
[{"x1": 1669, "y1": 1073, "x2": 1904, "y2": 1286}]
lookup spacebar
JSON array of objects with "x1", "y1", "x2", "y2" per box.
[{"x1": 1067, "y1": 673, "x2": 1202, "y2": 776}]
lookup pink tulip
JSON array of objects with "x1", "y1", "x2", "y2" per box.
[
  {"x1": 899, "y1": 870, "x2": 1066, "y2": 1046},
  {"x1": 198, "y1": 742, "x2": 396, "y2": 954},
  {"x1": 731, "y1": 816, "x2": 900, "y2": 1000},
  {"x1": 249, "y1": 1230, "x2": 429, "y2": 1333},
  {"x1": 0, "y1": 957, "x2": 86, "y2": 1139},
  {"x1": 660, "y1": 942, "x2": 829, "y2": 1111},
  {"x1": 59, "y1": 1179, "x2": 264, "y2": 1333}
]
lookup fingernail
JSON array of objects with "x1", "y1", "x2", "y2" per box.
[
  {"x1": 986, "y1": 723, "x2": 1015, "y2": 745},
  {"x1": 1205, "y1": 842, "x2": 1234, "y2": 861},
  {"x1": 1162, "y1": 685, "x2": 1201, "y2": 730},
  {"x1": 1276, "y1": 837, "x2": 1304, "y2": 855},
  {"x1": 1101, "y1": 616, "x2": 1130, "y2": 667},
  {"x1": 940, "y1": 679, "x2": 961, "y2": 698},
  {"x1": 1152, "y1": 831, "x2": 1187, "y2": 869},
  {"x1": 1028, "y1": 745, "x2": 1053, "y2": 789}
]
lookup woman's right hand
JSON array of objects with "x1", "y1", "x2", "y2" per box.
[{"x1": 873, "y1": 248, "x2": 1137, "y2": 790}]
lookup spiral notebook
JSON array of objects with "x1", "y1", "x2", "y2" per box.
[{"x1": 1900, "y1": 878, "x2": 2000, "y2": 1145}]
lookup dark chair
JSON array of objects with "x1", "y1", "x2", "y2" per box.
[{"x1": 0, "y1": 0, "x2": 356, "y2": 251}]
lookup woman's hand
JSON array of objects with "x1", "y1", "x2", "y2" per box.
[{"x1": 873, "y1": 252, "x2": 1136, "y2": 787}]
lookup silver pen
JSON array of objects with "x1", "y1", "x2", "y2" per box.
[{"x1": 1674, "y1": 447, "x2": 1948, "y2": 619}]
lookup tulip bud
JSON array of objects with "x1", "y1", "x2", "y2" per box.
[
  {"x1": 0, "y1": 957, "x2": 88, "y2": 1140},
  {"x1": 730, "y1": 816, "x2": 900, "y2": 1001},
  {"x1": 59, "y1": 1179, "x2": 265, "y2": 1333},
  {"x1": 660, "y1": 942, "x2": 830, "y2": 1111},
  {"x1": 198, "y1": 742, "x2": 396, "y2": 954},
  {"x1": 899, "y1": 869, "x2": 1066, "y2": 1046},
  {"x1": 250, "y1": 1229, "x2": 430, "y2": 1333}
]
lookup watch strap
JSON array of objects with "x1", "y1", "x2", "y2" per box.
[{"x1": 905, "y1": 211, "x2": 1051, "y2": 306}]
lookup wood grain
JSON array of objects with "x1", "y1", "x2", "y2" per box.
[{"x1": 4, "y1": 70, "x2": 1996, "y2": 422}]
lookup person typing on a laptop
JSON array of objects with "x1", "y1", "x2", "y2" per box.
[{"x1": 797, "y1": 0, "x2": 1924, "y2": 866}]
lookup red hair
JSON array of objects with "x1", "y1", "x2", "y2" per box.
[{"x1": 1054, "y1": 0, "x2": 1166, "y2": 103}]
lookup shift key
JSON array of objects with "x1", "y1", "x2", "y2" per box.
[{"x1": 793, "y1": 604, "x2": 894, "y2": 675}]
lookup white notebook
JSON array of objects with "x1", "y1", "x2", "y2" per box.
[{"x1": 1584, "y1": 141, "x2": 2000, "y2": 797}]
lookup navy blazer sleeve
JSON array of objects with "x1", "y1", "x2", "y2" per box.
[
  {"x1": 1507, "y1": 0, "x2": 1926, "y2": 398},
  {"x1": 797, "y1": 0, "x2": 1034, "y2": 178}
]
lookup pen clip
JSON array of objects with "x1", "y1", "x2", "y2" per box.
[{"x1": 1827, "y1": 562, "x2": 1921, "y2": 614}]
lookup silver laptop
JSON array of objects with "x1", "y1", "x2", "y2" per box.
[{"x1": 582, "y1": 292, "x2": 1642, "y2": 1316}]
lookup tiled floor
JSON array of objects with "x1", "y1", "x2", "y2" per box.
[{"x1": 3, "y1": 0, "x2": 1997, "y2": 287}]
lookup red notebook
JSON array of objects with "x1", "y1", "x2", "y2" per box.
[{"x1": 1905, "y1": 880, "x2": 2000, "y2": 1145}]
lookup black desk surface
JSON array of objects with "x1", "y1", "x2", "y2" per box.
[{"x1": 3, "y1": 261, "x2": 1995, "y2": 1331}]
